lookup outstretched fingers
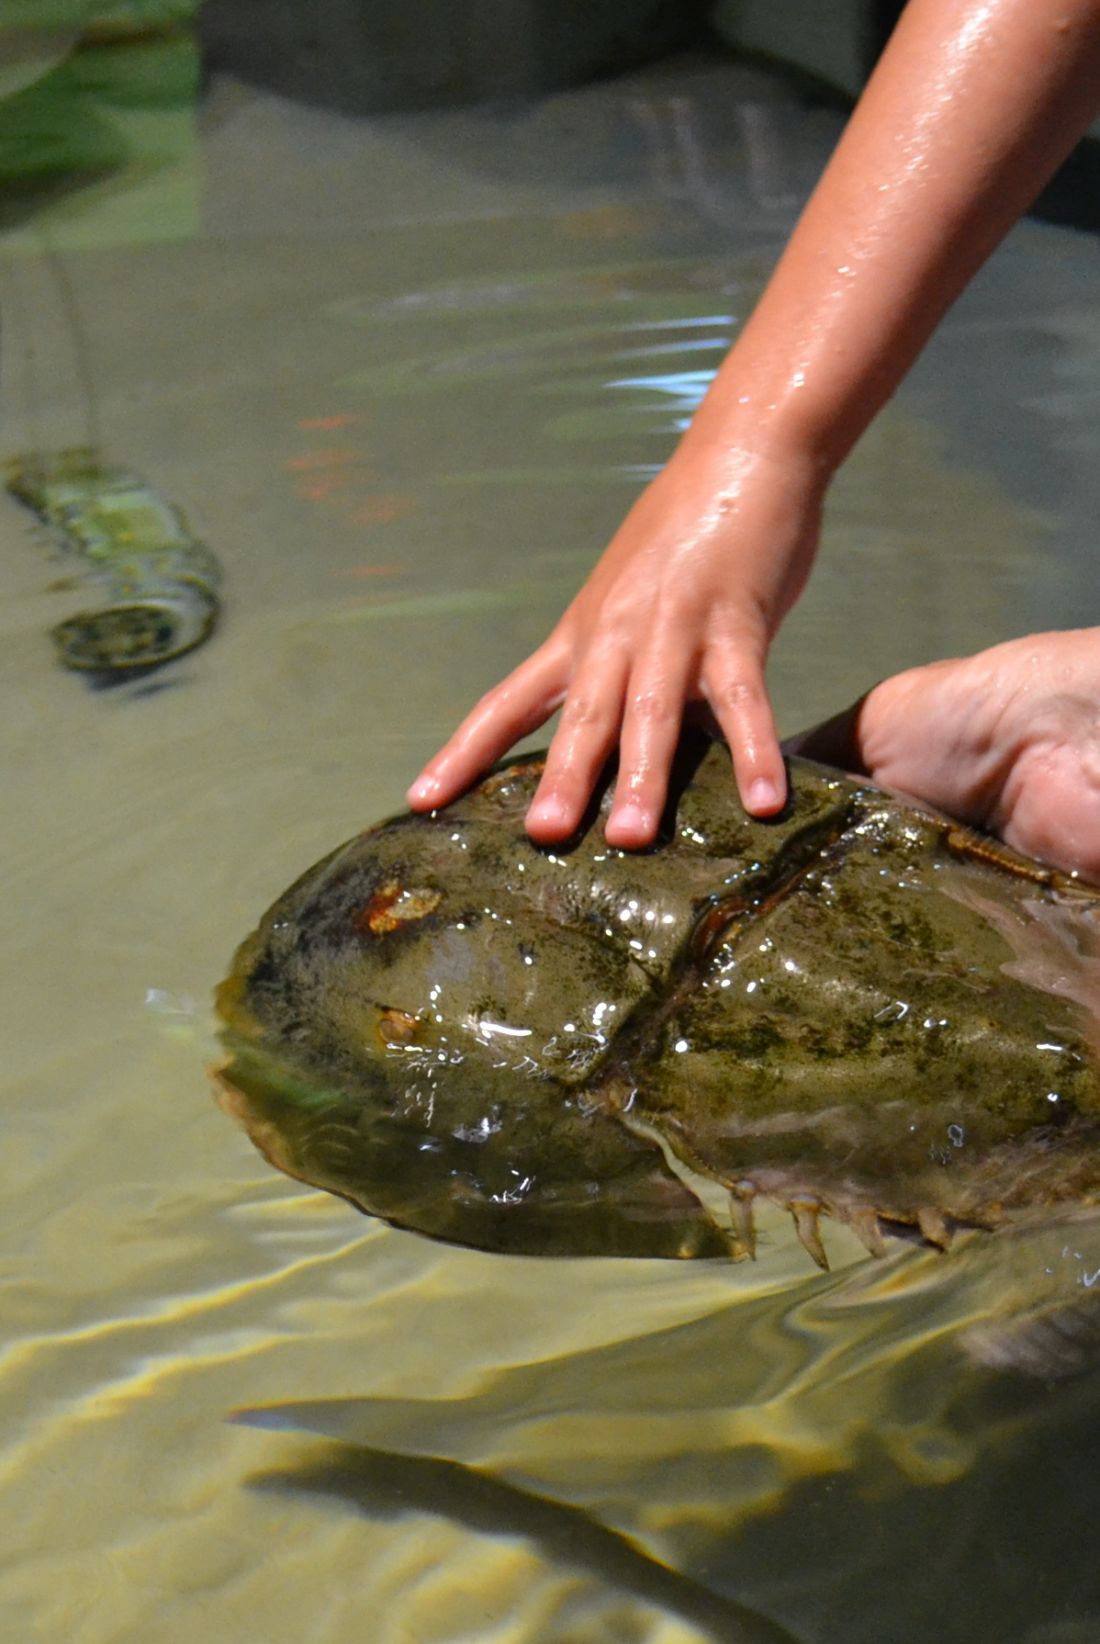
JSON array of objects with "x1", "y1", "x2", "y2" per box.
[
  {"x1": 406, "y1": 646, "x2": 566, "y2": 811},
  {"x1": 407, "y1": 623, "x2": 787, "y2": 842},
  {"x1": 703, "y1": 643, "x2": 787, "y2": 816},
  {"x1": 524, "y1": 648, "x2": 631, "y2": 842},
  {"x1": 603, "y1": 645, "x2": 695, "y2": 848}
]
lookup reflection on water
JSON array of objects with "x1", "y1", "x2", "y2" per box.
[
  {"x1": 4, "y1": 31, "x2": 1100, "y2": 1644},
  {"x1": 231, "y1": 1213, "x2": 1100, "y2": 1644}
]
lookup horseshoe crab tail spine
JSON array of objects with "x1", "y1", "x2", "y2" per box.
[{"x1": 789, "y1": 1196, "x2": 830, "y2": 1271}]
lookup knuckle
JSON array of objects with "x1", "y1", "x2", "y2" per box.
[
  {"x1": 474, "y1": 683, "x2": 510, "y2": 716},
  {"x1": 559, "y1": 692, "x2": 610, "y2": 733},
  {"x1": 539, "y1": 631, "x2": 574, "y2": 671},
  {"x1": 709, "y1": 675, "x2": 765, "y2": 717},
  {"x1": 628, "y1": 686, "x2": 679, "y2": 729},
  {"x1": 476, "y1": 668, "x2": 526, "y2": 710}
]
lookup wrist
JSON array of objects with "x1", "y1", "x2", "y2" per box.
[
  {"x1": 669, "y1": 400, "x2": 838, "y2": 504},
  {"x1": 677, "y1": 341, "x2": 854, "y2": 488}
]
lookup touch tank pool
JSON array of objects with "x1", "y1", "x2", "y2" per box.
[{"x1": 3, "y1": 6, "x2": 1100, "y2": 1642}]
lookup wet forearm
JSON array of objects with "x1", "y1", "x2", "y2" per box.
[{"x1": 691, "y1": 0, "x2": 1100, "y2": 470}]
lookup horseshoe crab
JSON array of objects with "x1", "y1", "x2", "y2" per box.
[
  {"x1": 215, "y1": 739, "x2": 1100, "y2": 1268},
  {"x1": 6, "y1": 448, "x2": 220, "y2": 672}
]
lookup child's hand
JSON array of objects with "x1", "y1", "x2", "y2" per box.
[
  {"x1": 409, "y1": 0, "x2": 1100, "y2": 852},
  {"x1": 408, "y1": 440, "x2": 825, "y2": 847}
]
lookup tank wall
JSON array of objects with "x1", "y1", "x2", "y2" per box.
[{"x1": 199, "y1": 0, "x2": 695, "y2": 112}]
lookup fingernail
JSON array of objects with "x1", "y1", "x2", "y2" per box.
[
  {"x1": 527, "y1": 797, "x2": 570, "y2": 831},
  {"x1": 611, "y1": 800, "x2": 648, "y2": 835},
  {"x1": 747, "y1": 778, "x2": 780, "y2": 813},
  {"x1": 407, "y1": 776, "x2": 440, "y2": 804}
]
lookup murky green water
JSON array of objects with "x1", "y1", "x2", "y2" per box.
[{"x1": 4, "y1": 33, "x2": 1100, "y2": 1644}]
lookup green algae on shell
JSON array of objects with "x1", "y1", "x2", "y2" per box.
[{"x1": 215, "y1": 739, "x2": 1100, "y2": 1266}]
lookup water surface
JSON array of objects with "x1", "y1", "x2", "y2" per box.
[{"x1": 3, "y1": 41, "x2": 1100, "y2": 1644}]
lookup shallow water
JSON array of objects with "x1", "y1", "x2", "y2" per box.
[{"x1": 4, "y1": 41, "x2": 1100, "y2": 1644}]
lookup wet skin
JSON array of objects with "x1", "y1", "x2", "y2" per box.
[{"x1": 217, "y1": 740, "x2": 1100, "y2": 1266}]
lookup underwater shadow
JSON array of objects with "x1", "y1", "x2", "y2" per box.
[
  {"x1": 245, "y1": 1437, "x2": 803, "y2": 1644},
  {"x1": 230, "y1": 1226, "x2": 1100, "y2": 1643}
]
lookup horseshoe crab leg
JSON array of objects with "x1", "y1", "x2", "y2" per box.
[
  {"x1": 917, "y1": 1206, "x2": 954, "y2": 1250},
  {"x1": 846, "y1": 1206, "x2": 888, "y2": 1259},
  {"x1": 729, "y1": 1181, "x2": 757, "y2": 1259},
  {"x1": 789, "y1": 1195, "x2": 830, "y2": 1270}
]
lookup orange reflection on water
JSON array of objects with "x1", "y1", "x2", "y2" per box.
[
  {"x1": 349, "y1": 495, "x2": 416, "y2": 525},
  {"x1": 297, "y1": 413, "x2": 366, "y2": 431},
  {"x1": 286, "y1": 419, "x2": 419, "y2": 549},
  {"x1": 333, "y1": 564, "x2": 404, "y2": 579}
]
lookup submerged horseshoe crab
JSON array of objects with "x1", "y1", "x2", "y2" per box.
[
  {"x1": 6, "y1": 448, "x2": 220, "y2": 672},
  {"x1": 216, "y1": 738, "x2": 1100, "y2": 1268}
]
